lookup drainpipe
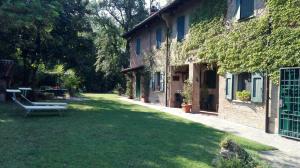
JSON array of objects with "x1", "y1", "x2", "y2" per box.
[
  {"x1": 265, "y1": 75, "x2": 270, "y2": 133},
  {"x1": 265, "y1": 17, "x2": 272, "y2": 133},
  {"x1": 160, "y1": 13, "x2": 171, "y2": 107},
  {"x1": 165, "y1": 27, "x2": 170, "y2": 107}
]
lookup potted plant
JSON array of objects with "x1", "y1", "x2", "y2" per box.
[
  {"x1": 126, "y1": 79, "x2": 133, "y2": 99},
  {"x1": 182, "y1": 80, "x2": 192, "y2": 113},
  {"x1": 236, "y1": 90, "x2": 251, "y2": 101}
]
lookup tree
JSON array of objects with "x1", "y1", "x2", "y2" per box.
[{"x1": 0, "y1": 0, "x2": 61, "y2": 85}]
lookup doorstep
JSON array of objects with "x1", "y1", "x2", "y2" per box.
[{"x1": 197, "y1": 111, "x2": 218, "y2": 116}]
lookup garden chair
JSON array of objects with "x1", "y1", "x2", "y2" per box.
[
  {"x1": 19, "y1": 88, "x2": 67, "y2": 106},
  {"x1": 6, "y1": 89, "x2": 67, "y2": 116}
]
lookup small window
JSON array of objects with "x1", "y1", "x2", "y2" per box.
[
  {"x1": 225, "y1": 72, "x2": 264, "y2": 102},
  {"x1": 237, "y1": 0, "x2": 254, "y2": 20},
  {"x1": 237, "y1": 72, "x2": 251, "y2": 92},
  {"x1": 151, "y1": 72, "x2": 165, "y2": 92},
  {"x1": 156, "y1": 28, "x2": 162, "y2": 49},
  {"x1": 177, "y1": 16, "x2": 185, "y2": 41},
  {"x1": 136, "y1": 38, "x2": 141, "y2": 55}
]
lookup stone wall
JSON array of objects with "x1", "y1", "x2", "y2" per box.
[{"x1": 218, "y1": 76, "x2": 279, "y2": 133}]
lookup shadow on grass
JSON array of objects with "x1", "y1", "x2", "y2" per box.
[{"x1": 0, "y1": 94, "x2": 238, "y2": 168}]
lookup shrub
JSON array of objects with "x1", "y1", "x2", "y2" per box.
[
  {"x1": 126, "y1": 79, "x2": 133, "y2": 98},
  {"x1": 236, "y1": 90, "x2": 251, "y2": 101},
  {"x1": 213, "y1": 138, "x2": 261, "y2": 168},
  {"x1": 182, "y1": 80, "x2": 192, "y2": 104},
  {"x1": 61, "y1": 69, "x2": 81, "y2": 96},
  {"x1": 115, "y1": 84, "x2": 124, "y2": 95}
]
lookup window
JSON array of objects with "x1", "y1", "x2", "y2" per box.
[
  {"x1": 150, "y1": 72, "x2": 165, "y2": 92},
  {"x1": 237, "y1": 0, "x2": 254, "y2": 20},
  {"x1": 225, "y1": 72, "x2": 264, "y2": 102},
  {"x1": 156, "y1": 28, "x2": 162, "y2": 49},
  {"x1": 237, "y1": 72, "x2": 251, "y2": 91},
  {"x1": 177, "y1": 16, "x2": 185, "y2": 41},
  {"x1": 136, "y1": 38, "x2": 141, "y2": 55}
]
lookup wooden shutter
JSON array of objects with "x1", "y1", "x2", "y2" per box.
[
  {"x1": 240, "y1": 0, "x2": 254, "y2": 19},
  {"x1": 156, "y1": 28, "x2": 162, "y2": 49},
  {"x1": 225, "y1": 73, "x2": 234, "y2": 100},
  {"x1": 136, "y1": 38, "x2": 141, "y2": 55},
  {"x1": 251, "y1": 73, "x2": 264, "y2": 103},
  {"x1": 160, "y1": 72, "x2": 165, "y2": 92},
  {"x1": 177, "y1": 16, "x2": 185, "y2": 41}
]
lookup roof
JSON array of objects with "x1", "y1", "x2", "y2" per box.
[
  {"x1": 121, "y1": 65, "x2": 145, "y2": 73},
  {"x1": 122, "y1": 0, "x2": 187, "y2": 38}
]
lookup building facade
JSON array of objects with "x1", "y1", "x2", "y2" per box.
[{"x1": 122, "y1": 0, "x2": 285, "y2": 136}]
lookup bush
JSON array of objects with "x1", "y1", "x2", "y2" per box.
[
  {"x1": 126, "y1": 79, "x2": 133, "y2": 98},
  {"x1": 182, "y1": 80, "x2": 192, "y2": 104},
  {"x1": 213, "y1": 138, "x2": 261, "y2": 168},
  {"x1": 236, "y1": 90, "x2": 251, "y2": 101},
  {"x1": 61, "y1": 69, "x2": 81, "y2": 96},
  {"x1": 215, "y1": 157, "x2": 243, "y2": 168},
  {"x1": 115, "y1": 84, "x2": 124, "y2": 95}
]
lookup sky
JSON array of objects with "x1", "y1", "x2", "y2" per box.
[{"x1": 146, "y1": 0, "x2": 168, "y2": 8}]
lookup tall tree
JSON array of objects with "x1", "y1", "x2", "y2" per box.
[
  {"x1": 0, "y1": 0, "x2": 61, "y2": 85},
  {"x1": 94, "y1": 0, "x2": 148, "y2": 68}
]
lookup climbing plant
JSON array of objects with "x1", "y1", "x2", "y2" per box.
[{"x1": 177, "y1": 0, "x2": 300, "y2": 83}]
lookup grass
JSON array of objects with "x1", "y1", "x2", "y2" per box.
[{"x1": 0, "y1": 94, "x2": 274, "y2": 168}]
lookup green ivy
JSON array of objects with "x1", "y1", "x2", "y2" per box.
[{"x1": 179, "y1": 0, "x2": 300, "y2": 83}]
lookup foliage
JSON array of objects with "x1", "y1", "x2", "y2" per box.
[
  {"x1": 114, "y1": 84, "x2": 124, "y2": 95},
  {"x1": 126, "y1": 77, "x2": 133, "y2": 97},
  {"x1": 0, "y1": 0, "x2": 97, "y2": 90},
  {"x1": 236, "y1": 90, "x2": 251, "y2": 101},
  {"x1": 61, "y1": 69, "x2": 81, "y2": 95},
  {"x1": 92, "y1": 0, "x2": 149, "y2": 92},
  {"x1": 214, "y1": 138, "x2": 264, "y2": 168},
  {"x1": 170, "y1": 0, "x2": 226, "y2": 65},
  {"x1": 0, "y1": 0, "x2": 147, "y2": 92},
  {"x1": 178, "y1": 0, "x2": 300, "y2": 83},
  {"x1": 182, "y1": 80, "x2": 192, "y2": 104}
]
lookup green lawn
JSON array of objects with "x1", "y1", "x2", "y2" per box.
[{"x1": 0, "y1": 94, "x2": 273, "y2": 168}]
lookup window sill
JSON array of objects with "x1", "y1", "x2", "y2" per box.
[
  {"x1": 237, "y1": 15, "x2": 255, "y2": 22},
  {"x1": 153, "y1": 91, "x2": 164, "y2": 93},
  {"x1": 232, "y1": 100, "x2": 252, "y2": 104}
]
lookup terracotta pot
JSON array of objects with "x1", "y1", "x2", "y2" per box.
[{"x1": 182, "y1": 103, "x2": 192, "y2": 113}]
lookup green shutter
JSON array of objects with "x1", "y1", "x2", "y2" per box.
[
  {"x1": 251, "y1": 73, "x2": 264, "y2": 103},
  {"x1": 240, "y1": 0, "x2": 254, "y2": 19},
  {"x1": 177, "y1": 16, "x2": 185, "y2": 41},
  {"x1": 160, "y1": 72, "x2": 165, "y2": 92},
  {"x1": 225, "y1": 73, "x2": 234, "y2": 100}
]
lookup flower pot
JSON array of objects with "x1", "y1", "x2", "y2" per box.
[{"x1": 182, "y1": 103, "x2": 192, "y2": 113}]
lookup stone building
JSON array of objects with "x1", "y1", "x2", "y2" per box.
[{"x1": 122, "y1": 0, "x2": 298, "y2": 138}]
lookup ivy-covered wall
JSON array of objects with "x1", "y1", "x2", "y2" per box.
[{"x1": 177, "y1": 0, "x2": 300, "y2": 83}]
